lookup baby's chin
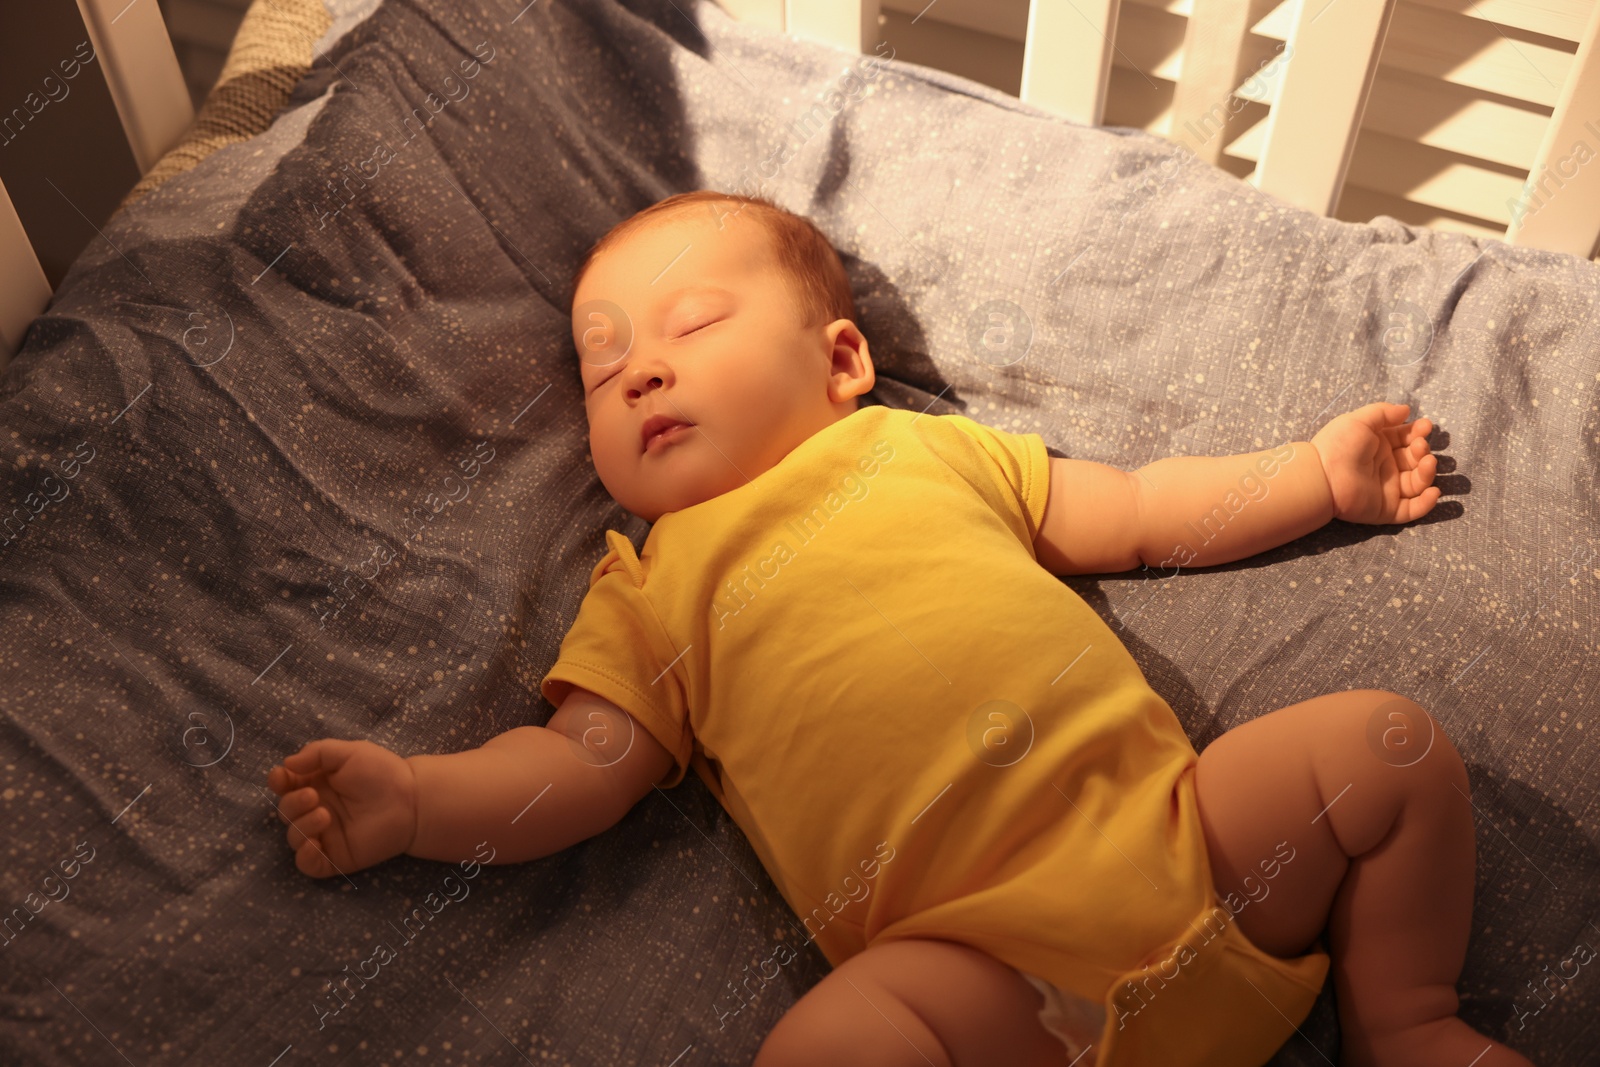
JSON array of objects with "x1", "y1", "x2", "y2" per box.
[
  {"x1": 603, "y1": 436, "x2": 776, "y2": 520},
  {"x1": 606, "y1": 471, "x2": 718, "y2": 523},
  {"x1": 636, "y1": 486, "x2": 721, "y2": 523},
  {"x1": 626, "y1": 468, "x2": 742, "y2": 522}
]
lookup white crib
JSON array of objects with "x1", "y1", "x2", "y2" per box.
[
  {"x1": 732, "y1": 0, "x2": 1600, "y2": 258},
  {"x1": 3, "y1": 0, "x2": 1599, "y2": 366}
]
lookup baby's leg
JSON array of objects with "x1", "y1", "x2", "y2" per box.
[
  {"x1": 1193, "y1": 688, "x2": 1535, "y2": 1067},
  {"x1": 752, "y1": 937, "x2": 1070, "y2": 1067}
]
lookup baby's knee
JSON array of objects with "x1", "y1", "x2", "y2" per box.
[
  {"x1": 754, "y1": 939, "x2": 1066, "y2": 1067},
  {"x1": 752, "y1": 973, "x2": 947, "y2": 1067},
  {"x1": 1350, "y1": 689, "x2": 1469, "y2": 791}
]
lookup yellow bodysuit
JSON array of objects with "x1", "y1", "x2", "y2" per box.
[{"x1": 539, "y1": 404, "x2": 1330, "y2": 1065}]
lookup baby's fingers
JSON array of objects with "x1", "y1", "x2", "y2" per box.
[
  {"x1": 1393, "y1": 434, "x2": 1432, "y2": 472},
  {"x1": 1380, "y1": 414, "x2": 1432, "y2": 448},
  {"x1": 284, "y1": 804, "x2": 331, "y2": 852},
  {"x1": 281, "y1": 738, "x2": 359, "y2": 776},
  {"x1": 294, "y1": 837, "x2": 340, "y2": 879},
  {"x1": 1395, "y1": 485, "x2": 1441, "y2": 523},
  {"x1": 275, "y1": 785, "x2": 320, "y2": 822},
  {"x1": 1401, "y1": 452, "x2": 1438, "y2": 496},
  {"x1": 267, "y1": 764, "x2": 317, "y2": 796}
]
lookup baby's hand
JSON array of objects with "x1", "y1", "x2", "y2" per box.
[
  {"x1": 1310, "y1": 402, "x2": 1441, "y2": 524},
  {"x1": 266, "y1": 739, "x2": 418, "y2": 878}
]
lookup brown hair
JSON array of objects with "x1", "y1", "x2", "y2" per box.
[{"x1": 569, "y1": 191, "x2": 857, "y2": 329}]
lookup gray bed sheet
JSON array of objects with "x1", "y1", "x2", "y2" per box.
[{"x1": 1, "y1": 0, "x2": 1596, "y2": 1063}]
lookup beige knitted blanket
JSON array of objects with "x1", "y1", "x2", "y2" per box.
[{"x1": 124, "y1": 0, "x2": 332, "y2": 205}]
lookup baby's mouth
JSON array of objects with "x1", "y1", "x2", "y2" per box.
[{"x1": 641, "y1": 418, "x2": 695, "y2": 453}]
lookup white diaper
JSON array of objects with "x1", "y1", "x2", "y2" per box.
[{"x1": 1019, "y1": 970, "x2": 1106, "y2": 1065}]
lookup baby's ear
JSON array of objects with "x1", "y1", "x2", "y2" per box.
[{"x1": 825, "y1": 319, "x2": 874, "y2": 404}]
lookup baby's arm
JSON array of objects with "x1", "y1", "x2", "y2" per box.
[
  {"x1": 1033, "y1": 441, "x2": 1332, "y2": 576},
  {"x1": 408, "y1": 688, "x2": 675, "y2": 864},
  {"x1": 267, "y1": 687, "x2": 675, "y2": 876},
  {"x1": 1034, "y1": 403, "x2": 1437, "y2": 576}
]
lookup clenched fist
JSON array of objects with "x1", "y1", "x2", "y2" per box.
[
  {"x1": 267, "y1": 739, "x2": 418, "y2": 878},
  {"x1": 1311, "y1": 402, "x2": 1441, "y2": 525}
]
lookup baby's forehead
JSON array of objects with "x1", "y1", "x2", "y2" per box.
[
  {"x1": 624, "y1": 208, "x2": 767, "y2": 267},
  {"x1": 574, "y1": 211, "x2": 775, "y2": 310},
  {"x1": 583, "y1": 219, "x2": 683, "y2": 292}
]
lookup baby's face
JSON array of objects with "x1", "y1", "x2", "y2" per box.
[{"x1": 572, "y1": 206, "x2": 873, "y2": 523}]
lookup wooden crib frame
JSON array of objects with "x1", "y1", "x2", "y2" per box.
[
  {"x1": 1, "y1": 0, "x2": 191, "y2": 364},
  {"x1": 741, "y1": 0, "x2": 1600, "y2": 259},
  {"x1": 3, "y1": 0, "x2": 1599, "y2": 368}
]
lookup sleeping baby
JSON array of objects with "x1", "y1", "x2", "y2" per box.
[{"x1": 268, "y1": 191, "x2": 1536, "y2": 1067}]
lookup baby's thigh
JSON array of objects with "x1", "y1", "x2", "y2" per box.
[
  {"x1": 1193, "y1": 687, "x2": 1459, "y2": 958},
  {"x1": 752, "y1": 937, "x2": 1067, "y2": 1067}
]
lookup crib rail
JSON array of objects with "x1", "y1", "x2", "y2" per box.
[
  {"x1": 1251, "y1": 0, "x2": 1398, "y2": 218},
  {"x1": 735, "y1": 0, "x2": 1600, "y2": 260},
  {"x1": 1020, "y1": 0, "x2": 1120, "y2": 128},
  {"x1": 1508, "y1": 0, "x2": 1600, "y2": 253},
  {"x1": 0, "y1": 181, "x2": 49, "y2": 361},
  {"x1": 0, "y1": 0, "x2": 191, "y2": 367}
]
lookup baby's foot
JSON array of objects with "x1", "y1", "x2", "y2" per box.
[{"x1": 1346, "y1": 1016, "x2": 1535, "y2": 1067}]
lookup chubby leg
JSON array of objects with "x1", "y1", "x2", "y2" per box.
[
  {"x1": 1193, "y1": 688, "x2": 1535, "y2": 1067},
  {"x1": 752, "y1": 937, "x2": 1071, "y2": 1067}
]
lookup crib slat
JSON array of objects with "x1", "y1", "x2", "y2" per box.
[
  {"x1": 1170, "y1": 0, "x2": 1261, "y2": 163},
  {"x1": 0, "y1": 179, "x2": 52, "y2": 368},
  {"x1": 1253, "y1": 0, "x2": 1399, "y2": 217},
  {"x1": 1020, "y1": 0, "x2": 1121, "y2": 126},
  {"x1": 75, "y1": 0, "x2": 194, "y2": 173},
  {"x1": 1505, "y1": 0, "x2": 1600, "y2": 258},
  {"x1": 785, "y1": 0, "x2": 881, "y2": 52},
  {"x1": 1251, "y1": 0, "x2": 1573, "y2": 109}
]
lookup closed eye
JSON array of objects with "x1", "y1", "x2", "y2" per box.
[
  {"x1": 587, "y1": 316, "x2": 725, "y2": 393},
  {"x1": 675, "y1": 316, "x2": 722, "y2": 338}
]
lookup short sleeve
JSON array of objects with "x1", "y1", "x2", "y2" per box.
[
  {"x1": 539, "y1": 530, "x2": 693, "y2": 788},
  {"x1": 941, "y1": 414, "x2": 1052, "y2": 542}
]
